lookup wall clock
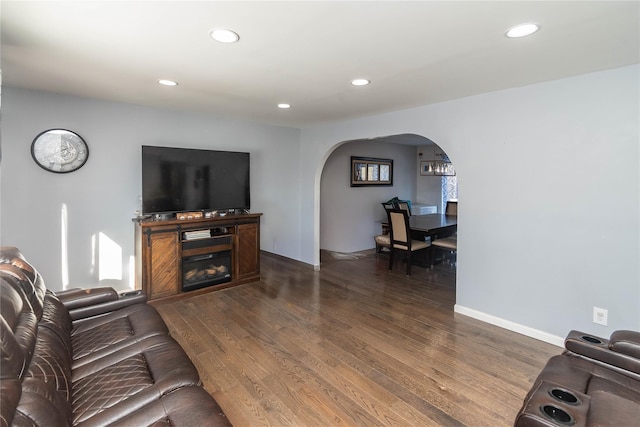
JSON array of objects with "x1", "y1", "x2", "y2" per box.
[{"x1": 31, "y1": 129, "x2": 89, "y2": 173}]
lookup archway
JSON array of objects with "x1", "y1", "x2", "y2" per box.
[{"x1": 318, "y1": 133, "x2": 457, "y2": 259}]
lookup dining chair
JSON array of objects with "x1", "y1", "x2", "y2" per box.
[
  {"x1": 386, "y1": 209, "x2": 430, "y2": 275},
  {"x1": 445, "y1": 200, "x2": 458, "y2": 216},
  {"x1": 375, "y1": 202, "x2": 395, "y2": 252},
  {"x1": 374, "y1": 234, "x2": 391, "y2": 252},
  {"x1": 397, "y1": 201, "x2": 411, "y2": 216},
  {"x1": 431, "y1": 235, "x2": 457, "y2": 267},
  {"x1": 381, "y1": 201, "x2": 396, "y2": 210},
  {"x1": 434, "y1": 201, "x2": 457, "y2": 266}
]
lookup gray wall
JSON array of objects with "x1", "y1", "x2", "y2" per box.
[
  {"x1": 1, "y1": 87, "x2": 301, "y2": 291},
  {"x1": 2, "y1": 65, "x2": 638, "y2": 346},
  {"x1": 300, "y1": 65, "x2": 639, "y2": 343},
  {"x1": 320, "y1": 139, "x2": 416, "y2": 252}
]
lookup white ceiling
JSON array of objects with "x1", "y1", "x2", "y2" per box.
[{"x1": 2, "y1": 1, "x2": 638, "y2": 129}]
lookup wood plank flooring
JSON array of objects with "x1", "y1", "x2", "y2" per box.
[{"x1": 153, "y1": 250, "x2": 561, "y2": 426}]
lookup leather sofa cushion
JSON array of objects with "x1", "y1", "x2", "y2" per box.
[
  {"x1": 25, "y1": 326, "x2": 73, "y2": 402},
  {"x1": 535, "y1": 355, "x2": 640, "y2": 403},
  {"x1": 609, "y1": 330, "x2": 640, "y2": 359},
  {"x1": 0, "y1": 280, "x2": 38, "y2": 378},
  {"x1": 1, "y1": 379, "x2": 22, "y2": 427},
  {"x1": 13, "y1": 377, "x2": 72, "y2": 427},
  {"x1": 71, "y1": 303, "x2": 168, "y2": 366},
  {"x1": 0, "y1": 247, "x2": 39, "y2": 286},
  {"x1": 0, "y1": 247, "x2": 47, "y2": 315},
  {"x1": 71, "y1": 335, "x2": 200, "y2": 425},
  {"x1": 515, "y1": 379, "x2": 639, "y2": 427},
  {"x1": 38, "y1": 293, "x2": 73, "y2": 356},
  {"x1": 0, "y1": 266, "x2": 46, "y2": 320},
  {"x1": 587, "y1": 390, "x2": 639, "y2": 426},
  {"x1": 0, "y1": 264, "x2": 47, "y2": 319},
  {"x1": 105, "y1": 386, "x2": 231, "y2": 427}
]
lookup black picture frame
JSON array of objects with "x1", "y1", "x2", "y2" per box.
[{"x1": 351, "y1": 156, "x2": 393, "y2": 187}]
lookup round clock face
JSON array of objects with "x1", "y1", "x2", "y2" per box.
[{"x1": 31, "y1": 129, "x2": 89, "y2": 173}]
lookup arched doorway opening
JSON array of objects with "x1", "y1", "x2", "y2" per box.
[{"x1": 318, "y1": 133, "x2": 457, "y2": 259}]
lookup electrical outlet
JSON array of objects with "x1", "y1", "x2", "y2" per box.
[{"x1": 593, "y1": 307, "x2": 608, "y2": 326}]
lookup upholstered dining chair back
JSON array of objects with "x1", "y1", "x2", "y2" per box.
[
  {"x1": 397, "y1": 201, "x2": 411, "y2": 216},
  {"x1": 386, "y1": 209, "x2": 430, "y2": 275},
  {"x1": 375, "y1": 202, "x2": 396, "y2": 253},
  {"x1": 381, "y1": 201, "x2": 396, "y2": 211},
  {"x1": 445, "y1": 200, "x2": 458, "y2": 216},
  {"x1": 389, "y1": 210, "x2": 409, "y2": 247}
]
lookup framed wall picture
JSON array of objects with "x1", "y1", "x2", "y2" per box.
[{"x1": 351, "y1": 156, "x2": 393, "y2": 186}]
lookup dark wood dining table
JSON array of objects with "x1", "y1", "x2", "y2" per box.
[
  {"x1": 408, "y1": 214, "x2": 457, "y2": 240},
  {"x1": 382, "y1": 213, "x2": 457, "y2": 240},
  {"x1": 381, "y1": 214, "x2": 457, "y2": 267}
]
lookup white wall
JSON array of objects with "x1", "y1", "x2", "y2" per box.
[
  {"x1": 1, "y1": 88, "x2": 301, "y2": 291},
  {"x1": 320, "y1": 139, "x2": 416, "y2": 253},
  {"x1": 301, "y1": 65, "x2": 640, "y2": 342}
]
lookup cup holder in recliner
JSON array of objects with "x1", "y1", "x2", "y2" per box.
[
  {"x1": 120, "y1": 290, "x2": 143, "y2": 298},
  {"x1": 580, "y1": 335, "x2": 603, "y2": 344},
  {"x1": 540, "y1": 405, "x2": 575, "y2": 425},
  {"x1": 549, "y1": 388, "x2": 580, "y2": 405}
]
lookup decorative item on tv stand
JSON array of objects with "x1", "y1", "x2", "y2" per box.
[
  {"x1": 176, "y1": 209, "x2": 242, "y2": 220},
  {"x1": 176, "y1": 211, "x2": 203, "y2": 220},
  {"x1": 205, "y1": 210, "x2": 226, "y2": 218}
]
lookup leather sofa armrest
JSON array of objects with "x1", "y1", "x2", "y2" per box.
[
  {"x1": 65, "y1": 290, "x2": 148, "y2": 321},
  {"x1": 609, "y1": 330, "x2": 640, "y2": 359},
  {"x1": 564, "y1": 330, "x2": 640, "y2": 376},
  {"x1": 56, "y1": 287, "x2": 119, "y2": 309}
]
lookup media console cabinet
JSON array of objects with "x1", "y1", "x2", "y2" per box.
[{"x1": 134, "y1": 213, "x2": 262, "y2": 301}]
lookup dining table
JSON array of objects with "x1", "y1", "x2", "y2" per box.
[
  {"x1": 408, "y1": 213, "x2": 457, "y2": 240},
  {"x1": 381, "y1": 213, "x2": 457, "y2": 267},
  {"x1": 382, "y1": 213, "x2": 457, "y2": 240}
]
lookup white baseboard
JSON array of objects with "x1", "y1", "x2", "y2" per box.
[{"x1": 454, "y1": 304, "x2": 564, "y2": 348}]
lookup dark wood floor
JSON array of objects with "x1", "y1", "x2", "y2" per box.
[{"x1": 154, "y1": 250, "x2": 561, "y2": 426}]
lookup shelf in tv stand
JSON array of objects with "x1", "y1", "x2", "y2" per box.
[{"x1": 182, "y1": 235, "x2": 233, "y2": 258}]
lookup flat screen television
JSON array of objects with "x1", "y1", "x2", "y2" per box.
[{"x1": 142, "y1": 145, "x2": 250, "y2": 215}]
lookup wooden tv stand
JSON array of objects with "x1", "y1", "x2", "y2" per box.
[{"x1": 134, "y1": 213, "x2": 262, "y2": 301}]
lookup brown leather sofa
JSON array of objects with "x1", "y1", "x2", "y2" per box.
[
  {"x1": 0, "y1": 246, "x2": 231, "y2": 426},
  {"x1": 514, "y1": 330, "x2": 640, "y2": 426}
]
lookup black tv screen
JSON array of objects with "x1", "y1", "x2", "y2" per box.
[{"x1": 142, "y1": 145, "x2": 250, "y2": 215}]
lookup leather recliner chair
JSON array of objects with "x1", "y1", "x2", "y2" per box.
[{"x1": 514, "y1": 330, "x2": 640, "y2": 427}]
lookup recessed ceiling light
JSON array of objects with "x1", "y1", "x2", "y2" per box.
[
  {"x1": 277, "y1": 103, "x2": 291, "y2": 109},
  {"x1": 209, "y1": 28, "x2": 240, "y2": 43},
  {"x1": 158, "y1": 79, "x2": 178, "y2": 86},
  {"x1": 351, "y1": 79, "x2": 371, "y2": 86},
  {"x1": 505, "y1": 23, "x2": 540, "y2": 38}
]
